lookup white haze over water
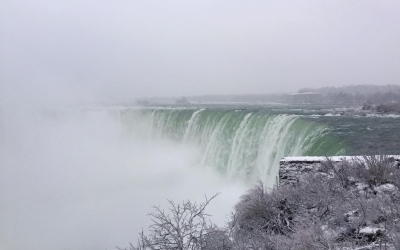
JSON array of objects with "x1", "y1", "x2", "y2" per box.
[{"x1": 0, "y1": 104, "x2": 246, "y2": 250}]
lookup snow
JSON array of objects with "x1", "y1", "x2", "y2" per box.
[
  {"x1": 280, "y1": 155, "x2": 400, "y2": 163},
  {"x1": 374, "y1": 184, "x2": 398, "y2": 194},
  {"x1": 359, "y1": 227, "x2": 383, "y2": 234},
  {"x1": 325, "y1": 113, "x2": 341, "y2": 117},
  {"x1": 355, "y1": 183, "x2": 369, "y2": 191}
]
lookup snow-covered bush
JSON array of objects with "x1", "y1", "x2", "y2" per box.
[
  {"x1": 231, "y1": 155, "x2": 400, "y2": 249},
  {"x1": 120, "y1": 193, "x2": 232, "y2": 250}
]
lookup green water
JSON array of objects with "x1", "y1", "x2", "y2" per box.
[{"x1": 114, "y1": 105, "x2": 380, "y2": 184}]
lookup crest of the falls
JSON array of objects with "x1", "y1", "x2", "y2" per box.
[{"x1": 116, "y1": 108, "x2": 345, "y2": 186}]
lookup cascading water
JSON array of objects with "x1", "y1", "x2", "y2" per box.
[{"x1": 115, "y1": 108, "x2": 345, "y2": 186}]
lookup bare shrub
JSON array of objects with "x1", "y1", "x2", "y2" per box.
[
  {"x1": 321, "y1": 157, "x2": 357, "y2": 190},
  {"x1": 374, "y1": 194, "x2": 400, "y2": 249},
  {"x1": 231, "y1": 177, "x2": 340, "y2": 249},
  {"x1": 232, "y1": 182, "x2": 302, "y2": 237},
  {"x1": 120, "y1": 193, "x2": 232, "y2": 250},
  {"x1": 354, "y1": 155, "x2": 397, "y2": 187}
]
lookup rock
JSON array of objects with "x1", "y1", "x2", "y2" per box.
[
  {"x1": 344, "y1": 210, "x2": 359, "y2": 222},
  {"x1": 358, "y1": 227, "x2": 385, "y2": 244},
  {"x1": 359, "y1": 227, "x2": 383, "y2": 235},
  {"x1": 362, "y1": 102, "x2": 373, "y2": 111},
  {"x1": 374, "y1": 184, "x2": 398, "y2": 195},
  {"x1": 337, "y1": 226, "x2": 384, "y2": 245},
  {"x1": 355, "y1": 183, "x2": 369, "y2": 191}
]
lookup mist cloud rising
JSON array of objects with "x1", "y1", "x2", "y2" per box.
[
  {"x1": 1, "y1": 0, "x2": 400, "y2": 103},
  {"x1": 0, "y1": 108, "x2": 245, "y2": 249}
]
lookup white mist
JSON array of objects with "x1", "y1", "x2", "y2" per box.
[{"x1": 0, "y1": 107, "x2": 245, "y2": 250}]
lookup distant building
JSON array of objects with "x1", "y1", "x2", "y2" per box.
[
  {"x1": 135, "y1": 100, "x2": 150, "y2": 106},
  {"x1": 288, "y1": 92, "x2": 322, "y2": 104}
]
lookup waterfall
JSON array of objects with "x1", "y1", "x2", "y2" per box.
[{"x1": 116, "y1": 108, "x2": 344, "y2": 186}]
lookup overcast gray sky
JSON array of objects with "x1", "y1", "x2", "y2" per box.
[{"x1": 1, "y1": 0, "x2": 400, "y2": 103}]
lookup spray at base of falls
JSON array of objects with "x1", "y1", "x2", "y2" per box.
[{"x1": 116, "y1": 108, "x2": 346, "y2": 187}]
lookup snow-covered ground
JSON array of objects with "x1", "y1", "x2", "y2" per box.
[{"x1": 280, "y1": 155, "x2": 400, "y2": 163}]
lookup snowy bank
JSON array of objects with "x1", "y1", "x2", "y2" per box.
[{"x1": 279, "y1": 155, "x2": 400, "y2": 186}]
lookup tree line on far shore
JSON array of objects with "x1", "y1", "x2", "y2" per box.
[{"x1": 137, "y1": 84, "x2": 400, "y2": 106}]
